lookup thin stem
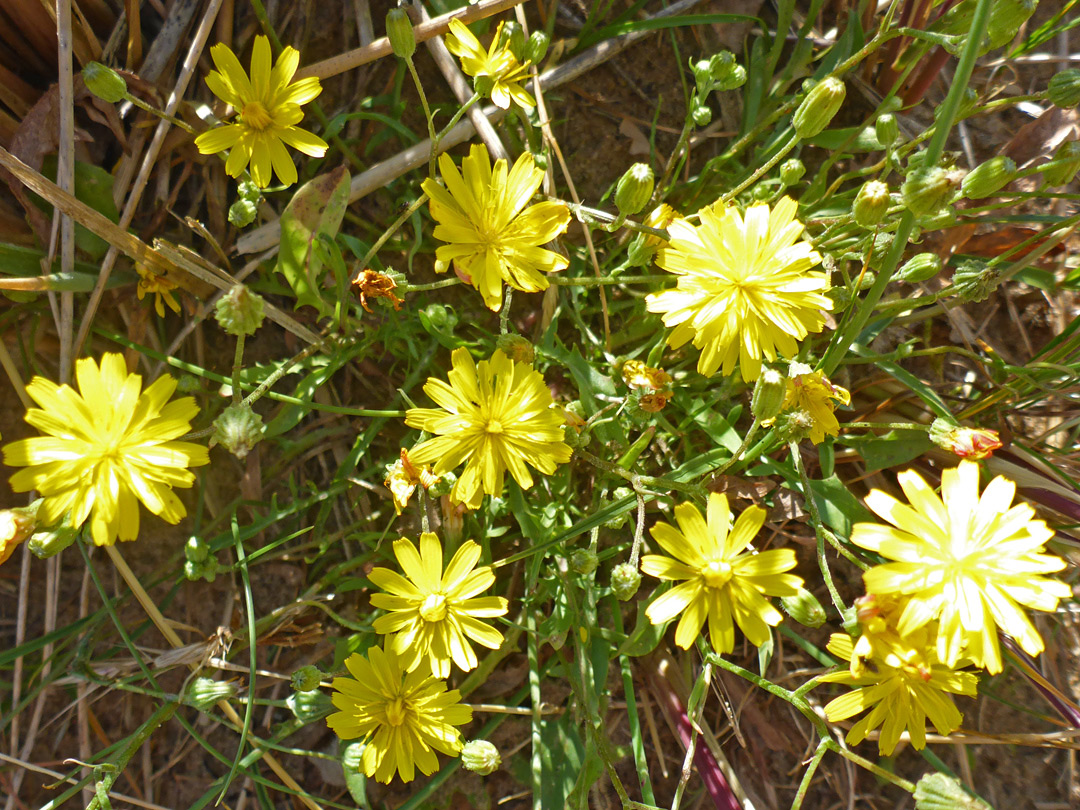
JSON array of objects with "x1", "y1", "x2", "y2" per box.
[
  {"x1": 354, "y1": 193, "x2": 430, "y2": 280},
  {"x1": 124, "y1": 93, "x2": 196, "y2": 134},
  {"x1": 840, "y1": 421, "x2": 930, "y2": 431},
  {"x1": 790, "y1": 740, "x2": 829, "y2": 810},
  {"x1": 722, "y1": 130, "x2": 798, "y2": 203},
  {"x1": 499, "y1": 286, "x2": 513, "y2": 335},
  {"x1": 789, "y1": 442, "x2": 850, "y2": 616},
  {"x1": 711, "y1": 417, "x2": 761, "y2": 476},
  {"x1": 575, "y1": 448, "x2": 704, "y2": 497},
  {"x1": 404, "y1": 57, "x2": 439, "y2": 176},
  {"x1": 231, "y1": 334, "x2": 245, "y2": 405}
]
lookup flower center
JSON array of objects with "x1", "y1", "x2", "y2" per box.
[
  {"x1": 486, "y1": 419, "x2": 504, "y2": 434},
  {"x1": 384, "y1": 696, "x2": 408, "y2": 726},
  {"x1": 419, "y1": 592, "x2": 449, "y2": 622},
  {"x1": 241, "y1": 101, "x2": 274, "y2": 130},
  {"x1": 701, "y1": 560, "x2": 732, "y2": 589}
]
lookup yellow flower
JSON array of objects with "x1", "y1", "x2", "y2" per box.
[
  {"x1": 820, "y1": 629, "x2": 978, "y2": 755},
  {"x1": 2, "y1": 353, "x2": 209, "y2": 547},
  {"x1": 370, "y1": 532, "x2": 508, "y2": 677},
  {"x1": 764, "y1": 362, "x2": 850, "y2": 444},
  {"x1": 646, "y1": 197, "x2": 832, "y2": 381},
  {"x1": 850, "y1": 460, "x2": 1070, "y2": 674},
  {"x1": 445, "y1": 19, "x2": 534, "y2": 110},
  {"x1": 421, "y1": 143, "x2": 570, "y2": 311},
  {"x1": 641, "y1": 493, "x2": 803, "y2": 653},
  {"x1": 326, "y1": 645, "x2": 472, "y2": 783},
  {"x1": 136, "y1": 264, "x2": 181, "y2": 318},
  {"x1": 384, "y1": 449, "x2": 436, "y2": 515},
  {"x1": 0, "y1": 501, "x2": 40, "y2": 566},
  {"x1": 405, "y1": 348, "x2": 572, "y2": 509},
  {"x1": 620, "y1": 359, "x2": 672, "y2": 391},
  {"x1": 195, "y1": 35, "x2": 328, "y2": 188}
]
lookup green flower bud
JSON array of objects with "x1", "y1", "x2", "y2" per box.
[
  {"x1": 853, "y1": 180, "x2": 890, "y2": 227},
  {"x1": 291, "y1": 665, "x2": 323, "y2": 692},
  {"x1": 960, "y1": 156, "x2": 1016, "y2": 199},
  {"x1": 874, "y1": 115, "x2": 898, "y2": 150},
  {"x1": 499, "y1": 21, "x2": 527, "y2": 63},
  {"x1": 896, "y1": 252, "x2": 943, "y2": 283},
  {"x1": 1042, "y1": 140, "x2": 1080, "y2": 187},
  {"x1": 691, "y1": 59, "x2": 713, "y2": 94},
  {"x1": 211, "y1": 402, "x2": 265, "y2": 459},
  {"x1": 985, "y1": 0, "x2": 1037, "y2": 51},
  {"x1": 27, "y1": 524, "x2": 78, "y2": 559},
  {"x1": 386, "y1": 8, "x2": 416, "y2": 61},
  {"x1": 692, "y1": 105, "x2": 712, "y2": 127},
  {"x1": 750, "y1": 183, "x2": 772, "y2": 202},
  {"x1": 461, "y1": 740, "x2": 501, "y2": 775},
  {"x1": 526, "y1": 31, "x2": 550, "y2": 65},
  {"x1": 569, "y1": 548, "x2": 599, "y2": 576},
  {"x1": 626, "y1": 233, "x2": 654, "y2": 267},
  {"x1": 187, "y1": 677, "x2": 238, "y2": 711},
  {"x1": 710, "y1": 51, "x2": 746, "y2": 91},
  {"x1": 614, "y1": 163, "x2": 655, "y2": 216},
  {"x1": 773, "y1": 409, "x2": 814, "y2": 443},
  {"x1": 229, "y1": 198, "x2": 258, "y2": 228},
  {"x1": 793, "y1": 77, "x2": 846, "y2": 138},
  {"x1": 952, "y1": 260, "x2": 996, "y2": 303},
  {"x1": 610, "y1": 562, "x2": 641, "y2": 601},
  {"x1": 901, "y1": 166, "x2": 955, "y2": 216},
  {"x1": 184, "y1": 555, "x2": 221, "y2": 582},
  {"x1": 913, "y1": 773, "x2": 991, "y2": 810},
  {"x1": 496, "y1": 334, "x2": 535, "y2": 364},
  {"x1": 215, "y1": 284, "x2": 266, "y2": 336},
  {"x1": 185, "y1": 535, "x2": 210, "y2": 563},
  {"x1": 750, "y1": 367, "x2": 786, "y2": 422},
  {"x1": 427, "y1": 470, "x2": 456, "y2": 498},
  {"x1": 779, "y1": 158, "x2": 806, "y2": 185},
  {"x1": 287, "y1": 688, "x2": 332, "y2": 722},
  {"x1": 1049, "y1": 69, "x2": 1080, "y2": 109},
  {"x1": 780, "y1": 588, "x2": 826, "y2": 628},
  {"x1": 82, "y1": 62, "x2": 128, "y2": 103}
]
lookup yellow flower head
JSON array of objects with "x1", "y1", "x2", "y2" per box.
[
  {"x1": 3, "y1": 354, "x2": 209, "y2": 547},
  {"x1": 421, "y1": 143, "x2": 570, "y2": 311},
  {"x1": 646, "y1": 197, "x2": 832, "y2": 381},
  {"x1": 371, "y1": 531, "x2": 508, "y2": 677},
  {"x1": 0, "y1": 502, "x2": 40, "y2": 566},
  {"x1": 384, "y1": 449, "x2": 436, "y2": 515},
  {"x1": 445, "y1": 19, "x2": 534, "y2": 110},
  {"x1": 641, "y1": 492, "x2": 803, "y2": 653},
  {"x1": 820, "y1": 629, "x2": 978, "y2": 755},
  {"x1": 851, "y1": 460, "x2": 1070, "y2": 674},
  {"x1": 326, "y1": 645, "x2": 473, "y2": 783},
  {"x1": 136, "y1": 264, "x2": 181, "y2": 318},
  {"x1": 620, "y1": 359, "x2": 672, "y2": 391},
  {"x1": 195, "y1": 35, "x2": 328, "y2": 188},
  {"x1": 764, "y1": 362, "x2": 850, "y2": 444},
  {"x1": 405, "y1": 348, "x2": 572, "y2": 510}
]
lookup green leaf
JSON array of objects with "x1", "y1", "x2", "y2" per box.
[
  {"x1": 618, "y1": 596, "x2": 666, "y2": 657},
  {"x1": 341, "y1": 742, "x2": 369, "y2": 807},
  {"x1": 839, "y1": 429, "x2": 934, "y2": 472},
  {"x1": 541, "y1": 712, "x2": 588, "y2": 810},
  {"x1": 276, "y1": 166, "x2": 351, "y2": 315},
  {"x1": 807, "y1": 474, "x2": 872, "y2": 537}
]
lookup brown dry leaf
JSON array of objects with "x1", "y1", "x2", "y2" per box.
[
  {"x1": 767, "y1": 487, "x2": 806, "y2": 522},
  {"x1": 619, "y1": 118, "x2": 652, "y2": 156},
  {"x1": 707, "y1": 474, "x2": 775, "y2": 504},
  {"x1": 1004, "y1": 106, "x2": 1080, "y2": 169}
]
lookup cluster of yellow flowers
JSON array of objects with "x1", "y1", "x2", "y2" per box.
[{"x1": 3, "y1": 17, "x2": 1069, "y2": 790}]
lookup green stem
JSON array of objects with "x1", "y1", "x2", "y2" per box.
[
  {"x1": 125, "y1": 93, "x2": 195, "y2": 133},
  {"x1": 711, "y1": 417, "x2": 761, "y2": 475},
  {"x1": 840, "y1": 421, "x2": 930, "y2": 431},
  {"x1": 86, "y1": 701, "x2": 179, "y2": 810},
  {"x1": 790, "y1": 741, "x2": 829, "y2": 810},
  {"x1": 722, "y1": 130, "x2": 798, "y2": 203},
  {"x1": 354, "y1": 192, "x2": 430, "y2": 279},
  {"x1": 404, "y1": 57, "x2": 439, "y2": 177},
  {"x1": 231, "y1": 334, "x2": 245, "y2": 406},
  {"x1": 575, "y1": 448, "x2": 704, "y2": 497}
]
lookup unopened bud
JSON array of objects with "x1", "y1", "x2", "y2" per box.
[
  {"x1": 185, "y1": 536, "x2": 210, "y2": 563},
  {"x1": 692, "y1": 105, "x2": 712, "y2": 127},
  {"x1": 710, "y1": 51, "x2": 746, "y2": 91},
  {"x1": 614, "y1": 163, "x2": 655, "y2": 216},
  {"x1": 82, "y1": 62, "x2": 128, "y2": 103},
  {"x1": 853, "y1": 180, "x2": 890, "y2": 227},
  {"x1": 292, "y1": 665, "x2": 323, "y2": 692},
  {"x1": 901, "y1": 166, "x2": 955, "y2": 216},
  {"x1": 780, "y1": 588, "x2": 827, "y2": 628},
  {"x1": 496, "y1": 334, "x2": 534, "y2": 364},
  {"x1": 793, "y1": 77, "x2": 846, "y2": 138},
  {"x1": 229, "y1": 198, "x2": 258, "y2": 228},
  {"x1": 779, "y1": 158, "x2": 806, "y2": 186},
  {"x1": 875, "y1": 113, "x2": 898, "y2": 147},
  {"x1": 427, "y1": 470, "x2": 456, "y2": 499},
  {"x1": 187, "y1": 677, "x2": 238, "y2": 710},
  {"x1": 691, "y1": 59, "x2": 713, "y2": 94},
  {"x1": 287, "y1": 689, "x2": 332, "y2": 722},
  {"x1": 626, "y1": 233, "x2": 654, "y2": 267},
  {"x1": 1049, "y1": 69, "x2": 1080, "y2": 109},
  {"x1": 896, "y1": 252, "x2": 942, "y2": 283},
  {"x1": 928, "y1": 418, "x2": 1002, "y2": 459},
  {"x1": 526, "y1": 31, "x2": 550, "y2": 65},
  {"x1": 211, "y1": 403, "x2": 265, "y2": 459},
  {"x1": 461, "y1": 740, "x2": 501, "y2": 775},
  {"x1": 569, "y1": 548, "x2": 599, "y2": 576},
  {"x1": 27, "y1": 524, "x2": 78, "y2": 559},
  {"x1": 499, "y1": 21, "x2": 527, "y2": 62},
  {"x1": 386, "y1": 8, "x2": 416, "y2": 61},
  {"x1": 215, "y1": 284, "x2": 266, "y2": 336},
  {"x1": 961, "y1": 156, "x2": 1016, "y2": 199},
  {"x1": 610, "y1": 562, "x2": 641, "y2": 601},
  {"x1": 1043, "y1": 140, "x2": 1080, "y2": 187},
  {"x1": 750, "y1": 367, "x2": 787, "y2": 422},
  {"x1": 184, "y1": 556, "x2": 221, "y2": 582},
  {"x1": 952, "y1": 260, "x2": 996, "y2": 302}
]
